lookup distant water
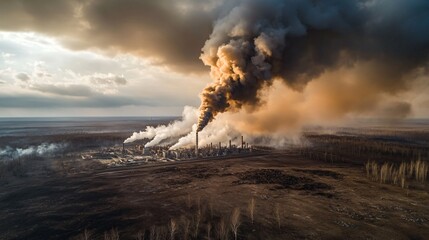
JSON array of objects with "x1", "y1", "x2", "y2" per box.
[{"x1": 0, "y1": 117, "x2": 178, "y2": 137}]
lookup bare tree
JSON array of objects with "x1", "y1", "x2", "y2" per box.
[
  {"x1": 104, "y1": 228, "x2": 119, "y2": 240},
  {"x1": 169, "y1": 219, "x2": 177, "y2": 240},
  {"x1": 192, "y1": 209, "x2": 201, "y2": 238},
  {"x1": 230, "y1": 208, "x2": 241, "y2": 240},
  {"x1": 77, "y1": 228, "x2": 92, "y2": 240},
  {"x1": 218, "y1": 217, "x2": 228, "y2": 240}
]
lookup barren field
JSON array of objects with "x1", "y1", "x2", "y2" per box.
[{"x1": 1, "y1": 149, "x2": 428, "y2": 240}]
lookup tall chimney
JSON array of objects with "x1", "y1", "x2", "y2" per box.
[
  {"x1": 122, "y1": 143, "x2": 125, "y2": 154},
  {"x1": 229, "y1": 140, "x2": 232, "y2": 149},
  {"x1": 219, "y1": 142, "x2": 221, "y2": 149},
  {"x1": 241, "y1": 136, "x2": 244, "y2": 149},
  {"x1": 195, "y1": 131, "x2": 199, "y2": 157}
]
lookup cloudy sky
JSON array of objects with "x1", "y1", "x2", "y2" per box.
[
  {"x1": 0, "y1": 0, "x2": 218, "y2": 117},
  {"x1": 0, "y1": 0, "x2": 428, "y2": 119}
]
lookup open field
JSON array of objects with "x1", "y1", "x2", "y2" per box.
[
  {"x1": 1, "y1": 119, "x2": 429, "y2": 239},
  {"x1": 1, "y1": 149, "x2": 428, "y2": 240}
]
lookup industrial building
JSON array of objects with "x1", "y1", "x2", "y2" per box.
[{"x1": 81, "y1": 135, "x2": 253, "y2": 167}]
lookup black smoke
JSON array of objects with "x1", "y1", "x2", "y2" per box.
[{"x1": 197, "y1": 0, "x2": 429, "y2": 130}]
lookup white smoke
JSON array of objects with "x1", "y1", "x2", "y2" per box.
[
  {"x1": 170, "y1": 107, "x2": 305, "y2": 150},
  {"x1": 0, "y1": 146, "x2": 13, "y2": 157},
  {"x1": 124, "y1": 102, "x2": 307, "y2": 150},
  {"x1": 124, "y1": 106, "x2": 255, "y2": 149},
  {"x1": 123, "y1": 106, "x2": 198, "y2": 146},
  {"x1": 170, "y1": 114, "x2": 237, "y2": 149},
  {"x1": 0, "y1": 142, "x2": 67, "y2": 160}
]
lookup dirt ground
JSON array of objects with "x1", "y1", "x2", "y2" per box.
[{"x1": 0, "y1": 150, "x2": 428, "y2": 240}]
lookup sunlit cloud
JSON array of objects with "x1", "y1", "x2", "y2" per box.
[{"x1": 0, "y1": 31, "x2": 209, "y2": 116}]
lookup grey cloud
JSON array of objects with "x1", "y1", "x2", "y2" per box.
[
  {"x1": 0, "y1": 0, "x2": 78, "y2": 34},
  {"x1": 30, "y1": 84, "x2": 93, "y2": 97},
  {"x1": 0, "y1": 0, "x2": 220, "y2": 73},
  {"x1": 15, "y1": 72, "x2": 30, "y2": 82},
  {"x1": 89, "y1": 74, "x2": 127, "y2": 86},
  {"x1": 0, "y1": 92, "x2": 192, "y2": 109},
  {"x1": 1, "y1": 0, "x2": 428, "y2": 77},
  {"x1": 0, "y1": 94, "x2": 149, "y2": 108},
  {"x1": 76, "y1": 0, "x2": 217, "y2": 72},
  {"x1": 114, "y1": 76, "x2": 126, "y2": 85},
  {"x1": 36, "y1": 72, "x2": 52, "y2": 78}
]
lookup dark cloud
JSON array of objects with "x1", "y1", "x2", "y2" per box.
[
  {"x1": 0, "y1": 0, "x2": 78, "y2": 34},
  {"x1": 0, "y1": 0, "x2": 220, "y2": 73},
  {"x1": 1, "y1": 0, "x2": 427, "y2": 77},
  {"x1": 15, "y1": 72, "x2": 30, "y2": 82},
  {"x1": 77, "y1": 0, "x2": 217, "y2": 72}
]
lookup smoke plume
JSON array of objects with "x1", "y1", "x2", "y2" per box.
[
  {"x1": 123, "y1": 103, "x2": 304, "y2": 149},
  {"x1": 197, "y1": 0, "x2": 429, "y2": 131},
  {"x1": 0, "y1": 143, "x2": 67, "y2": 161},
  {"x1": 123, "y1": 0, "x2": 429, "y2": 148},
  {"x1": 124, "y1": 106, "x2": 197, "y2": 146}
]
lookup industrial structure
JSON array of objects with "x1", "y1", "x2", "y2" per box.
[
  {"x1": 81, "y1": 135, "x2": 253, "y2": 167},
  {"x1": 195, "y1": 131, "x2": 199, "y2": 157}
]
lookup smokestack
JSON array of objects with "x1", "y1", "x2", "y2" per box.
[
  {"x1": 241, "y1": 136, "x2": 244, "y2": 149},
  {"x1": 219, "y1": 142, "x2": 221, "y2": 149},
  {"x1": 195, "y1": 131, "x2": 199, "y2": 157},
  {"x1": 229, "y1": 140, "x2": 232, "y2": 149},
  {"x1": 122, "y1": 143, "x2": 125, "y2": 155}
]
